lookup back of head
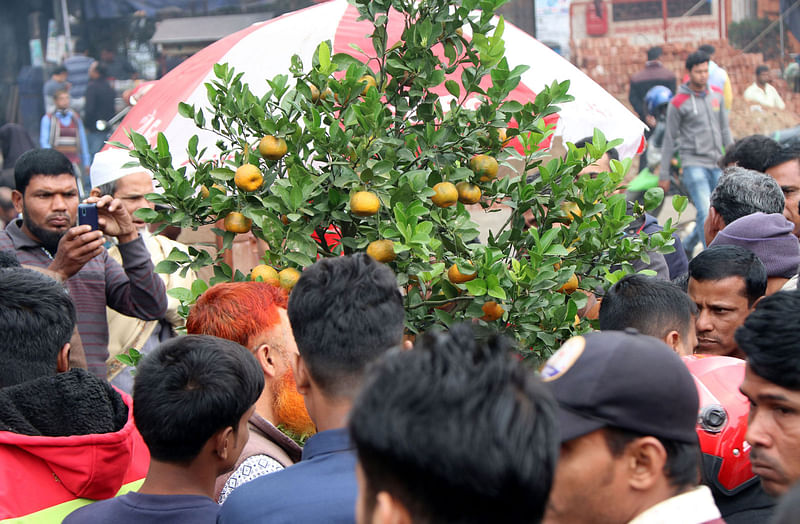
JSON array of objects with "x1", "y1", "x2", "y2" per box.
[
  {"x1": 698, "y1": 44, "x2": 716, "y2": 56},
  {"x1": 689, "y1": 245, "x2": 767, "y2": 305},
  {"x1": 133, "y1": 335, "x2": 264, "y2": 463},
  {"x1": 287, "y1": 254, "x2": 404, "y2": 398},
  {"x1": 735, "y1": 289, "x2": 800, "y2": 390},
  {"x1": 599, "y1": 274, "x2": 695, "y2": 340},
  {"x1": 710, "y1": 167, "x2": 784, "y2": 225},
  {"x1": 686, "y1": 51, "x2": 710, "y2": 72},
  {"x1": 718, "y1": 135, "x2": 782, "y2": 172},
  {"x1": 187, "y1": 281, "x2": 288, "y2": 349},
  {"x1": 93, "y1": 63, "x2": 107, "y2": 79},
  {"x1": 52, "y1": 65, "x2": 67, "y2": 76},
  {"x1": 350, "y1": 324, "x2": 558, "y2": 523},
  {"x1": 647, "y1": 46, "x2": 663, "y2": 61},
  {"x1": 0, "y1": 267, "x2": 76, "y2": 387},
  {"x1": 14, "y1": 148, "x2": 75, "y2": 195}
]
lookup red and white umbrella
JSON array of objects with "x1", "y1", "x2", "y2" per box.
[{"x1": 107, "y1": 0, "x2": 645, "y2": 166}]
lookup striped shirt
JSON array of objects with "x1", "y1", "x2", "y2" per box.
[{"x1": 0, "y1": 219, "x2": 167, "y2": 378}]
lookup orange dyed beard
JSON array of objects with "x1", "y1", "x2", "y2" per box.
[{"x1": 272, "y1": 369, "x2": 316, "y2": 437}]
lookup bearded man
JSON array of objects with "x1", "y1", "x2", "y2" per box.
[
  {"x1": 186, "y1": 281, "x2": 313, "y2": 502},
  {"x1": 0, "y1": 148, "x2": 166, "y2": 377}
]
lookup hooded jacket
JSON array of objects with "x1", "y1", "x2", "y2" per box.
[
  {"x1": 0, "y1": 369, "x2": 149, "y2": 522},
  {"x1": 660, "y1": 83, "x2": 732, "y2": 181}
]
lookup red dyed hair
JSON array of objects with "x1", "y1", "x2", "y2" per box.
[{"x1": 186, "y1": 281, "x2": 288, "y2": 349}]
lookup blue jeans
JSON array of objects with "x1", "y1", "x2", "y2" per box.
[{"x1": 682, "y1": 165, "x2": 722, "y2": 253}]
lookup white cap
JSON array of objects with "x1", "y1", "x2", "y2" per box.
[{"x1": 90, "y1": 148, "x2": 151, "y2": 188}]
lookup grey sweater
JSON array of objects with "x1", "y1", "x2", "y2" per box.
[{"x1": 660, "y1": 83, "x2": 732, "y2": 180}]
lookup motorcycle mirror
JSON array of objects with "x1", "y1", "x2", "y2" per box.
[
  {"x1": 129, "y1": 95, "x2": 138, "y2": 106},
  {"x1": 96, "y1": 120, "x2": 107, "y2": 131}
]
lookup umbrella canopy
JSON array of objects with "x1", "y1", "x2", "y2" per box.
[{"x1": 107, "y1": 0, "x2": 645, "y2": 166}]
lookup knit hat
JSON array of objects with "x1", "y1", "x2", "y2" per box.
[
  {"x1": 90, "y1": 148, "x2": 150, "y2": 189},
  {"x1": 710, "y1": 212, "x2": 800, "y2": 279}
]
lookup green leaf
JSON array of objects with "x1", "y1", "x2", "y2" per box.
[
  {"x1": 167, "y1": 287, "x2": 192, "y2": 302},
  {"x1": 155, "y1": 260, "x2": 180, "y2": 274},
  {"x1": 643, "y1": 187, "x2": 664, "y2": 212},
  {"x1": 465, "y1": 279, "x2": 488, "y2": 296},
  {"x1": 445, "y1": 80, "x2": 460, "y2": 98},
  {"x1": 165, "y1": 247, "x2": 191, "y2": 263},
  {"x1": 318, "y1": 41, "x2": 331, "y2": 73},
  {"x1": 672, "y1": 195, "x2": 689, "y2": 214},
  {"x1": 191, "y1": 279, "x2": 209, "y2": 299}
]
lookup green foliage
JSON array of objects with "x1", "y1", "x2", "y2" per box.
[
  {"x1": 115, "y1": 347, "x2": 142, "y2": 370},
  {"x1": 127, "y1": 0, "x2": 676, "y2": 360}
]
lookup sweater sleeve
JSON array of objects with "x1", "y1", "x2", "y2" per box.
[
  {"x1": 40, "y1": 115, "x2": 51, "y2": 148},
  {"x1": 660, "y1": 103, "x2": 680, "y2": 180},
  {"x1": 105, "y1": 235, "x2": 167, "y2": 320},
  {"x1": 719, "y1": 105, "x2": 733, "y2": 149}
]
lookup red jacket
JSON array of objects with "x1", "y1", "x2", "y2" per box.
[{"x1": 0, "y1": 370, "x2": 150, "y2": 522}]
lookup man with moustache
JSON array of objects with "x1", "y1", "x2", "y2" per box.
[
  {"x1": 0, "y1": 148, "x2": 166, "y2": 377},
  {"x1": 736, "y1": 289, "x2": 800, "y2": 498},
  {"x1": 687, "y1": 245, "x2": 766, "y2": 358},
  {"x1": 186, "y1": 281, "x2": 311, "y2": 502}
]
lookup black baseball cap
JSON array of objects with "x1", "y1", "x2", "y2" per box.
[{"x1": 541, "y1": 330, "x2": 699, "y2": 443}]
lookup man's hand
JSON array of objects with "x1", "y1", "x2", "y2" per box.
[
  {"x1": 48, "y1": 225, "x2": 105, "y2": 280},
  {"x1": 645, "y1": 115, "x2": 656, "y2": 128},
  {"x1": 84, "y1": 195, "x2": 138, "y2": 243},
  {"x1": 658, "y1": 179, "x2": 671, "y2": 193}
]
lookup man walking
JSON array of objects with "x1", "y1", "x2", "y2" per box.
[{"x1": 661, "y1": 51, "x2": 733, "y2": 255}]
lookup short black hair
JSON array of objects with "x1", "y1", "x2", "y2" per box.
[
  {"x1": 709, "y1": 167, "x2": 784, "y2": 225},
  {"x1": 14, "y1": 148, "x2": 75, "y2": 195},
  {"x1": 599, "y1": 274, "x2": 696, "y2": 341},
  {"x1": 287, "y1": 254, "x2": 404, "y2": 398},
  {"x1": 349, "y1": 324, "x2": 558, "y2": 523},
  {"x1": 573, "y1": 136, "x2": 619, "y2": 161},
  {"x1": 756, "y1": 64, "x2": 769, "y2": 76},
  {"x1": 52, "y1": 65, "x2": 67, "y2": 75},
  {"x1": 718, "y1": 135, "x2": 782, "y2": 172},
  {"x1": 735, "y1": 290, "x2": 800, "y2": 390},
  {"x1": 688, "y1": 245, "x2": 767, "y2": 306},
  {"x1": 698, "y1": 44, "x2": 716, "y2": 55},
  {"x1": 0, "y1": 250, "x2": 21, "y2": 269},
  {"x1": 686, "y1": 51, "x2": 710, "y2": 72},
  {"x1": 95, "y1": 179, "x2": 118, "y2": 197},
  {"x1": 672, "y1": 272, "x2": 689, "y2": 292},
  {"x1": 604, "y1": 426, "x2": 700, "y2": 490},
  {"x1": 0, "y1": 268, "x2": 76, "y2": 387},
  {"x1": 93, "y1": 63, "x2": 107, "y2": 79},
  {"x1": 132, "y1": 335, "x2": 264, "y2": 464},
  {"x1": 647, "y1": 46, "x2": 663, "y2": 61},
  {"x1": 766, "y1": 142, "x2": 800, "y2": 170}
]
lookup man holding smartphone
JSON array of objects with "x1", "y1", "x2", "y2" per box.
[{"x1": 0, "y1": 148, "x2": 167, "y2": 378}]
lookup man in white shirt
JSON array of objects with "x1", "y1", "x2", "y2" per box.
[{"x1": 744, "y1": 65, "x2": 786, "y2": 110}]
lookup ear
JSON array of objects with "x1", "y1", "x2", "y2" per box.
[
  {"x1": 373, "y1": 491, "x2": 413, "y2": 524},
  {"x1": 402, "y1": 340, "x2": 413, "y2": 351},
  {"x1": 89, "y1": 187, "x2": 103, "y2": 198},
  {"x1": 11, "y1": 190, "x2": 23, "y2": 214},
  {"x1": 56, "y1": 342, "x2": 71, "y2": 373},
  {"x1": 662, "y1": 330, "x2": 681, "y2": 354},
  {"x1": 255, "y1": 344, "x2": 279, "y2": 379},
  {"x1": 626, "y1": 436, "x2": 668, "y2": 492},
  {"x1": 294, "y1": 354, "x2": 311, "y2": 396},
  {"x1": 749, "y1": 295, "x2": 762, "y2": 312},
  {"x1": 213, "y1": 425, "x2": 235, "y2": 462}
]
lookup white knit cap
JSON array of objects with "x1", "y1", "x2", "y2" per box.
[{"x1": 90, "y1": 148, "x2": 151, "y2": 188}]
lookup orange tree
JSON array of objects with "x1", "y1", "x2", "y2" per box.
[{"x1": 124, "y1": 0, "x2": 683, "y2": 360}]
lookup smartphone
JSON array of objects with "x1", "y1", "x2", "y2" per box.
[{"x1": 77, "y1": 203, "x2": 99, "y2": 231}]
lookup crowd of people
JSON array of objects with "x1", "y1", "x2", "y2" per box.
[{"x1": 0, "y1": 39, "x2": 800, "y2": 524}]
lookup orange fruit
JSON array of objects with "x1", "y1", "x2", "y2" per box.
[
  {"x1": 448, "y1": 263, "x2": 477, "y2": 284},
  {"x1": 251, "y1": 264, "x2": 280, "y2": 286},
  {"x1": 455, "y1": 182, "x2": 481, "y2": 204},
  {"x1": 224, "y1": 212, "x2": 252, "y2": 234},
  {"x1": 309, "y1": 84, "x2": 320, "y2": 103},
  {"x1": 351, "y1": 191, "x2": 380, "y2": 217},
  {"x1": 431, "y1": 182, "x2": 458, "y2": 208},
  {"x1": 278, "y1": 267, "x2": 301, "y2": 292},
  {"x1": 280, "y1": 214, "x2": 290, "y2": 226},
  {"x1": 258, "y1": 135, "x2": 288, "y2": 161},
  {"x1": 558, "y1": 273, "x2": 579, "y2": 294},
  {"x1": 234, "y1": 164, "x2": 264, "y2": 192},
  {"x1": 480, "y1": 301, "x2": 505, "y2": 322},
  {"x1": 561, "y1": 202, "x2": 582, "y2": 222},
  {"x1": 469, "y1": 154, "x2": 499, "y2": 182},
  {"x1": 498, "y1": 128, "x2": 512, "y2": 147},
  {"x1": 200, "y1": 183, "x2": 226, "y2": 198},
  {"x1": 366, "y1": 239, "x2": 396, "y2": 263},
  {"x1": 359, "y1": 75, "x2": 377, "y2": 95}
]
